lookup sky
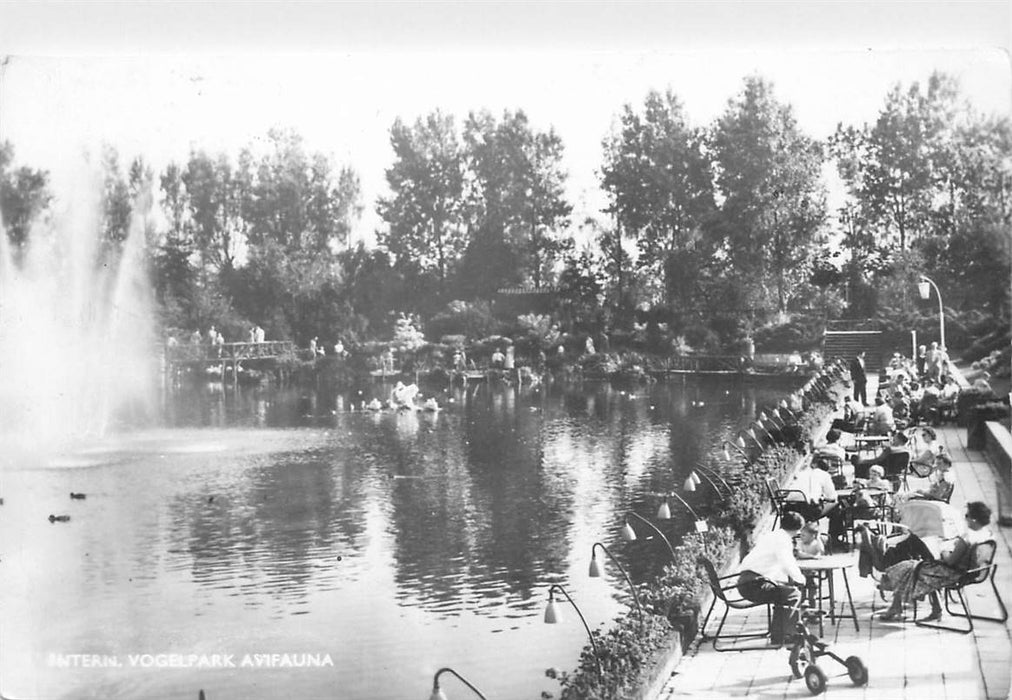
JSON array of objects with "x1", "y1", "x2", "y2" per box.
[{"x1": 0, "y1": 3, "x2": 1010, "y2": 243}]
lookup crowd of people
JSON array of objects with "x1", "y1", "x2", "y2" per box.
[
  {"x1": 844, "y1": 343, "x2": 965, "y2": 432},
  {"x1": 734, "y1": 346, "x2": 996, "y2": 641}
]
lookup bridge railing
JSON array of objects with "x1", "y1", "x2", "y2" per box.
[
  {"x1": 663, "y1": 355, "x2": 744, "y2": 372},
  {"x1": 166, "y1": 341, "x2": 297, "y2": 363}
]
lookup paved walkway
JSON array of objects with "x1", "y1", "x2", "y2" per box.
[{"x1": 654, "y1": 409, "x2": 1012, "y2": 698}]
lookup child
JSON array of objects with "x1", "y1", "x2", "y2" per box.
[
  {"x1": 795, "y1": 521, "x2": 824, "y2": 607},
  {"x1": 795, "y1": 521, "x2": 825, "y2": 559},
  {"x1": 866, "y1": 465, "x2": 893, "y2": 492}
]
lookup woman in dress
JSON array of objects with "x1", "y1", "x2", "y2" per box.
[{"x1": 878, "y1": 501, "x2": 993, "y2": 622}]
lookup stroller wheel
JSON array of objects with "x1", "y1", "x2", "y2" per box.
[
  {"x1": 789, "y1": 639, "x2": 813, "y2": 679},
  {"x1": 804, "y1": 664, "x2": 828, "y2": 695},
  {"x1": 846, "y1": 655, "x2": 869, "y2": 686}
]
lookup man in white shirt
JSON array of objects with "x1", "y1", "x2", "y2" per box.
[
  {"x1": 783, "y1": 457, "x2": 844, "y2": 547},
  {"x1": 736, "y1": 511, "x2": 806, "y2": 644}
]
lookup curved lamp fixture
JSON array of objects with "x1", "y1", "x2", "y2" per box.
[
  {"x1": 760, "y1": 410, "x2": 785, "y2": 430},
  {"x1": 778, "y1": 399, "x2": 798, "y2": 419},
  {"x1": 720, "y1": 439, "x2": 749, "y2": 462},
  {"x1": 686, "y1": 462, "x2": 731, "y2": 500},
  {"x1": 657, "y1": 490, "x2": 709, "y2": 532},
  {"x1": 752, "y1": 421, "x2": 774, "y2": 444},
  {"x1": 544, "y1": 584, "x2": 602, "y2": 676},
  {"x1": 428, "y1": 667, "x2": 489, "y2": 700},
  {"x1": 918, "y1": 274, "x2": 946, "y2": 350},
  {"x1": 656, "y1": 490, "x2": 701, "y2": 521},
  {"x1": 588, "y1": 542, "x2": 643, "y2": 614},
  {"x1": 738, "y1": 429, "x2": 763, "y2": 451},
  {"x1": 621, "y1": 511, "x2": 677, "y2": 561}
]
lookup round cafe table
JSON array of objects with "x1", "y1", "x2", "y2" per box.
[{"x1": 798, "y1": 552, "x2": 860, "y2": 634}]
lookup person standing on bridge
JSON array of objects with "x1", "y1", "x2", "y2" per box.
[
  {"x1": 849, "y1": 351, "x2": 868, "y2": 406},
  {"x1": 255, "y1": 325, "x2": 265, "y2": 343}
]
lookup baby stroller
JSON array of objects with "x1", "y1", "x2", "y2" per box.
[{"x1": 786, "y1": 603, "x2": 869, "y2": 694}]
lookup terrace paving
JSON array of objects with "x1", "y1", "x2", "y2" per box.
[{"x1": 653, "y1": 383, "x2": 1012, "y2": 700}]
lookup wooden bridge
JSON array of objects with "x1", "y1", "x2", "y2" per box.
[
  {"x1": 166, "y1": 341, "x2": 297, "y2": 365},
  {"x1": 165, "y1": 341, "x2": 297, "y2": 384}
]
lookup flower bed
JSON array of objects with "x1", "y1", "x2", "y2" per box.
[{"x1": 542, "y1": 374, "x2": 846, "y2": 699}]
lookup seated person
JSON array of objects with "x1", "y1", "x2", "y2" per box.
[
  {"x1": 736, "y1": 512, "x2": 807, "y2": 644},
  {"x1": 812, "y1": 428, "x2": 850, "y2": 485},
  {"x1": 794, "y1": 521, "x2": 825, "y2": 606},
  {"x1": 853, "y1": 431, "x2": 911, "y2": 481},
  {"x1": 897, "y1": 454, "x2": 955, "y2": 504},
  {"x1": 865, "y1": 464, "x2": 893, "y2": 492},
  {"x1": 794, "y1": 520, "x2": 825, "y2": 559},
  {"x1": 972, "y1": 371, "x2": 993, "y2": 393},
  {"x1": 918, "y1": 382, "x2": 941, "y2": 423},
  {"x1": 849, "y1": 486, "x2": 884, "y2": 522},
  {"x1": 869, "y1": 396, "x2": 896, "y2": 434},
  {"x1": 783, "y1": 457, "x2": 845, "y2": 547},
  {"x1": 878, "y1": 501, "x2": 993, "y2": 622},
  {"x1": 909, "y1": 427, "x2": 943, "y2": 465},
  {"x1": 814, "y1": 428, "x2": 847, "y2": 463},
  {"x1": 830, "y1": 398, "x2": 866, "y2": 434}
]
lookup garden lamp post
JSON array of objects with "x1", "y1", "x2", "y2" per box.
[
  {"x1": 621, "y1": 511, "x2": 678, "y2": 561},
  {"x1": 588, "y1": 542, "x2": 643, "y2": 614},
  {"x1": 428, "y1": 667, "x2": 489, "y2": 700},
  {"x1": 543, "y1": 584, "x2": 602, "y2": 676},
  {"x1": 918, "y1": 275, "x2": 946, "y2": 350}
]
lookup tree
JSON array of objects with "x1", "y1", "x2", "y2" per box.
[
  {"x1": 377, "y1": 112, "x2": 468, "y2": 291},
  {"x1": 525, "y1": 128, "x2": 572, "y2": 288},
  {"x1": 555, "y1": 246, "x2": 605, "y2": 332},
  {"x1": 830, "y1": 72, "x2": 960, "y2": 251},
  {"x1": 710, "y1": 76, "x2": 826, "y2": 319},
  {"x1": 181, "y1": 149, "x2": 242, "y2": 273},
  {"x1": 246, "y1": 129, "x2": 360, "y2": 262},
  {"x1": 601, "y1": 89, "x2": 716, "y2": 310},
  {"x1": 462, "y1": 109, "x2": 572, "y2": 293},
  {"x1": 0, "y1": 141, "x2": 51, "y2": 253}
]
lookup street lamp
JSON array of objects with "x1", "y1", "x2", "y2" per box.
[
  {"x1": 588, "y1": 542, "x2": 643, "y2": 614},
  {"x1": 918, "y1": 275, "x2": 946, "y2": 350},
  {"x1": 621, "y1": 511, "x2": 678, "y2": 561},
  {"x1": 428, "y1": 667, "x2": 489, "y2": 700},
  {"x1": 543, "y1": 584, "x2": 602, "y2": 676}
]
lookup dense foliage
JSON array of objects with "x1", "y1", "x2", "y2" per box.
[{"x1": 1, "y1": 73, "x2": 1007, "y2": 358}]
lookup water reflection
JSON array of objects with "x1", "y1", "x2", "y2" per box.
[{"x1": 1, "y1": 376, "x2": 801, "y2": 700}]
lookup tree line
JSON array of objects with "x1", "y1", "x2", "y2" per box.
[{"x1": 1, "y1": 73, "x2": 1009, "y2": 357}]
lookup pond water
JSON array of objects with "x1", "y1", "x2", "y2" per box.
[{"x1": 0, "y1": 376, "x2": 799, "y2": 700}]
